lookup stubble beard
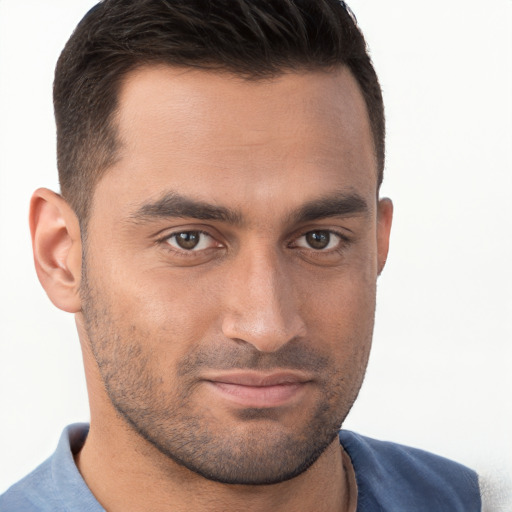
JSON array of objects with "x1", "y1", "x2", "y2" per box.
[{"x1": 80, "y1": 270, "x2": 371, "y2": 485}]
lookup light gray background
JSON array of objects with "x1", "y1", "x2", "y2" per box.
[{"x1": 1, "y1": 0, "x2": 511, "y2": 507}]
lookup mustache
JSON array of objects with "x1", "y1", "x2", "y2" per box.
[{"x1": 177, "y1": 339, "x2": 330, "y2": 377}]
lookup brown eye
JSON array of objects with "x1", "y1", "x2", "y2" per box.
[
  {"x1": 305, "y1": 231, "x2": 331, "y2": 249},
  {"x1": 175, "y1": 232, "x2": 200, "y2": 250},
  {"x1": 294, "y1": 230, "x2": 341, "y2": 251},
  {"x1": 166, "y1": 231, "x2": 215, "y2": 251}
]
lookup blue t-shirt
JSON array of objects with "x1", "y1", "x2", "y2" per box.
[{"x1": 0, "y1": 424, "x2": 481, "y2": 511}]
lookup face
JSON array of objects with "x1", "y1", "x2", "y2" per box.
[{"x1": 79, "y1": 66, "x2": 391, "y2": 485}]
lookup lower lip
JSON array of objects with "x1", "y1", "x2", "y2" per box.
[{"x1": 207, "y1": 381, "x2": 306, "y2": 408}]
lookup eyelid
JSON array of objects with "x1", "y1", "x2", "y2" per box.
[
  {"x1": 167, "y1": 231, "x2": 214, "y2": 251},
  {"x1": 158, "y1": 228, "x2": 224, "y2": 254},
  {"x1": 154, "y1": 225, "x2": 351, "y2": 257},
  {"x1": 290, "y1": 228, "x2": 350, "y2": 250}
]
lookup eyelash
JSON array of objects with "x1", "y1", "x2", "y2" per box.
[
  {"x1": 158, "y1": 228, "x2": 351, "y2": 257},
  {"x1": 291, "y1": 229, "x2": 351, "y2": 253},
  {"x1": 160, "y1": 230, "x2": 220, "y2": 256}
]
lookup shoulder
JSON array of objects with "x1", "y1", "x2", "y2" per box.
[
  {"x1": 339, "y1": 430, "x2": 481, "y2": 512},
  {"x1": 0, "y1": 458, "x2": 58, "y2": 512},
  {"x1": 0, "y1": 423, "x2": 99, "y2": 512}
]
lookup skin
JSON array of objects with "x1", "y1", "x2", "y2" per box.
[{"x1": 30, "y1": 65, "x2": 392, "y2": 512}]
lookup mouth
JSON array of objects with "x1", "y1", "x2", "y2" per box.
[{"x1": 204, "y1": 371, "x2": 312, "y2": 408}]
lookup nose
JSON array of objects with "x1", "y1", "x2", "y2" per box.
[{"x1": 221, "y1": 246, "x2": 306, "y2": 352}]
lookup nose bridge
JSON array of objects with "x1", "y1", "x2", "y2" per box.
[{"x1": 221, "y1": 242, "x2": 306, "y2": 352}]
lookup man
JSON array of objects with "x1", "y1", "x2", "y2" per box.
[{"x1": 0, "y1": 0, "x2": 481, "y2": 510}]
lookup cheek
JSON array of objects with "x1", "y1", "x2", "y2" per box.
[
  {"x1": 294, "y1": 255, "x2": 377, "y2": 365},
  {"x1": 295, "y1": 255, "x2": 377, "y2": 330},
  {"x1": 82, "y1": 248, "x2": 218, "y2": 376},
  {"x1": 91, "y1": 231, "x2": 215, "y2": 323}
]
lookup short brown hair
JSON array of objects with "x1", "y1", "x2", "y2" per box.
[{"x1": 54, "y1": 0, "x2": 385, "y2": 223}]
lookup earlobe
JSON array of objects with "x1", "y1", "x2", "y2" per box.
[
  {"x1": 30, "y1": 188, "x2": 83, "y2": 313},
  {"x1": 377, "y1": 197, "x2": 393, "y2": 275}
]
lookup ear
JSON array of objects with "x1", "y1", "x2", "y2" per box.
[
  {"x1": 30, "y1": 188, "x2": 82, "y2": 313},
  {"x1": 376, "y1": 197, "x2": 393, "y2": 275}
]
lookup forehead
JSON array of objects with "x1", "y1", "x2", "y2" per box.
[{"x1": 92, "y1": 65, "x2": 377, "y2": 220}]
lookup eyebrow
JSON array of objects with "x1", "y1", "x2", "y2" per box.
[
  {"x1": 129, "y1": 190, "x2": 369, "y2": 226},
  {"x1": 290, "y1": 192, "x2": 369, "y2": 224},
  {"x1": 130, "y1": 192, "x2": 244, "y2": 225}
]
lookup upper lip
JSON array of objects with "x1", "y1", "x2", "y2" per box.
[{"x1": 204, "y1": 371, "x2": 312, "y2": 387}]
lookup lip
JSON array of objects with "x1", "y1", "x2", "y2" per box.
[{"x1": 204, "y1": 371, "x2": 312, "y2": 408}]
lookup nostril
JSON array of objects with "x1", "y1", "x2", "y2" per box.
[{"x1": 221, "y1": 309, "x2": 306, "y2": 353}]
